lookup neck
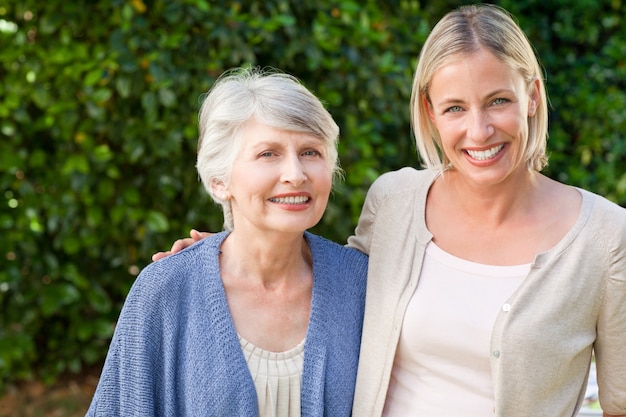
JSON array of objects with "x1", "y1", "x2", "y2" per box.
[
  {"x1": 443, "y1": 168, "x2": 544, "y2": 226},
  {"x1": 220, "y1": 230, "x2": 311, "y2": 288}
]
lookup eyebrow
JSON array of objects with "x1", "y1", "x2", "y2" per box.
[
  {"x1": 250, "y1": 137, "x2": 325, "y2": 151},
  {"x1": 252, "y1": 140, "x2": 283, "y2": 148},
  {"x1": 484, "y1": 88, "x2": 514, "y2": 98},
  {"x1": 434, "y1": 88, "x2": 515, "y2": 105}
]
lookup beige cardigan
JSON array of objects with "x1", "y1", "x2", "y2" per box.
[{"x1": 347, "y1": 168, "x2": 626, "y2": 417}]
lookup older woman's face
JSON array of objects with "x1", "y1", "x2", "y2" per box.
[
  {"x1": 425, "y1": 49, "x2": 539, "y2": 186},
  {"x1": 225, "y1": 117, "x2": 332, "y2": 235}
]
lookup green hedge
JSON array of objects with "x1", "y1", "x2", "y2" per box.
[{"x1": 1, "y1": 0, "x2": 624, "y2": 389}]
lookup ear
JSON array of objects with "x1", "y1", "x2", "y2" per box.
[
  {"x1": 423, "y1": 94, "x2": 436, "y2": 123},
  {"x1": 211, "y1": 179, "x2": 230, "y2": 201},
  {"x1": 527, "y1": 78, "x2": 541, "y2": 117}
]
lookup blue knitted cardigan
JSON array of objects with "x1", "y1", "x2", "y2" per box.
[{"x1": 86, "y1": 231, "x2": 368, "y2": 416}]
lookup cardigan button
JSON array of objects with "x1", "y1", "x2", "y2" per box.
[
  {"x1": 502, "y1": 303, "x2": 511, "y2": 312},
  {"x1": 492, "y1": 350, "x2": 501, "y2": 358}
]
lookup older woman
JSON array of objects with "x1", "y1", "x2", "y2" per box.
[{"x1": 87, "y1": 68, "x2": 368, "y2": 416}]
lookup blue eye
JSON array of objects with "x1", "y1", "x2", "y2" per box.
[
  {"x1": 492, "y1": 97, "x2": 509, "y2": 105},
  {"x1": 446, "y1": 105, "x2": 463, "y2": 113}
]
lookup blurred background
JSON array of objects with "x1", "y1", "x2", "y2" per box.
[{"x1": 1, "y1": 0, "x2": 624, "y2": 415}]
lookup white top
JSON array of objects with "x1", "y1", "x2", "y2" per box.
[
  {"x1": 383, "y1": 241, "x2": 529, "y2": 416},
  {"x1": 239, "y1": 335, "x2": 305, "y2": 417}
]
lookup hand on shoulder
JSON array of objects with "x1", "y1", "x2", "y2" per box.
[{"x1": 151, "y1": 229, "x2": 212, "y2": 261}]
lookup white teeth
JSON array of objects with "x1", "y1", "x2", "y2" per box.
[
  {"x1": 466, "y1": 144, "x2": 504, "y2": 161},
  {"x1": 270, "y1": 196, "x2": 309, "y2": 204}
]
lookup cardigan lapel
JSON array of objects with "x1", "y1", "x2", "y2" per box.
[
  {"x1": 300, "y1": 233, "x2": 329, "y2": 416},
  {"x1": 200, "y1": 232, "x2": 260, "y2": 413}
]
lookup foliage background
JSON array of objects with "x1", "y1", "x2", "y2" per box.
[{"x1": 1, "y1": 0, "x2": 625, "y2": 390}]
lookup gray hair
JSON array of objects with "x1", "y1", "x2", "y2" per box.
[
  {"x1": 196, "y1": 67, "x2": 340, "y2": 230},
  {"x1": 410, "y1": 3, "x2": 549, "y2": 172}
]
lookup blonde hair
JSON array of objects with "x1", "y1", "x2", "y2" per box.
[
  {"x1": 410, "y1": 3, "x2": 549, "y2": 172},
  {"x1": 196, "y1": 67, "x2": 340, "y2": 230}
]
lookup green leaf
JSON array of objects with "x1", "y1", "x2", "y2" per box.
[
  {"x1": 146, "y1": 210, "x2": 169, "y2": 232},
  {"x1": 39, "y1": 283, "x2": 81, "y2": 317},
  {"x1": 61, "y1": 154, "x2": 90, "y2": 175}
]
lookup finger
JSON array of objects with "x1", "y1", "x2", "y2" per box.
[
  {"x1": 171, "y1": 238, "x2": 195, "y2": 253},
  {"x1": 190, "y1": 229, "x2": 208, "y2": 241},
  {"x1": 151, "y1": 251, "x2": 171, "y2": 262}
]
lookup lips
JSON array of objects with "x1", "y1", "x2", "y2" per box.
[{"x1": 465, "y1": 144, "x2": 505, "y2": 161}]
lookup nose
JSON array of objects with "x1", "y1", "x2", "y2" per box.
[
  {"x1": 466, "y1": 109, "x2": 494, "y2": 143},
  {"x1": 280, "y1": 154, "x2": 308, "y2": 186}
]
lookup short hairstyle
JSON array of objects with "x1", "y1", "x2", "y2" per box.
[
  {"x1": 196, "y1": 67, "x2": 340, "y2": 230},
  {"x1": 410, "y1": 3, "x2": 549, "y2": 172}
]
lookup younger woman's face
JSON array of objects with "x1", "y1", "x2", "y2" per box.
[{"x1": 426, "y1": 48, "x2": 539, "y2": 187}]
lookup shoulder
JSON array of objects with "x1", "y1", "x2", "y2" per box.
[
  {"x1": 585, "y1": 189, "x2": 626, "y2": 218},
  {"x1": 347, "y1": 168, "x2": 434, "y2": 254},
  {"x1": 306, "y1": 233, "x2": 368, "y2": 306},
  {"x1": 581, "y1": 189, "x2": 626, "y2": 246},
  {"x1": 580, "y1": 189, "x2": 626, "y2": 227},
  {"x1": 146, "y1": 232, "x2": 228, "y2": 274},
  {"x1": 129, "y1": 232, "x2": 228, "y2": 304},
  {"x1": 306, "y1": 232, "x2": 368, "y2": 264},
  {"x1": 365, "y1": 167, "x2": 437, "y2": 206},
  {"x1": 364, "y1": 167, "x2": 437, "y2": 213},
  {"x1": 371, "y1": 167, "x2": 437, "y2": 192},
  {"x1": 112, "y1": 234, "x2": 230, "y2": 338},
  {"x1": 305, "y1": 233, "x2": 368, "y2": 282},
  {"x1": 565, "y1": 189, "x2": 626, "y2": 280}
]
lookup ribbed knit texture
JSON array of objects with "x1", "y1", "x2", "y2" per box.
[{"x1": 86, "y1": 231, "x2": 368, "y2": 417}]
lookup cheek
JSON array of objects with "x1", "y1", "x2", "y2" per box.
[
  {"x1": 434, "y1": 117, "x2": 462, "y2": 146},
  {"x1": 503, "y1": 111, "x2": 529, "y2": 136},
  {"x1": 318, "y1": 172, "x2": 334, "y2": 194},
  {"x1": 309, "y1": 164, "x2": 333, "y2": 193},
  {"x1": 229, "y1": 165, "x2": 271, "y2": 197}
]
